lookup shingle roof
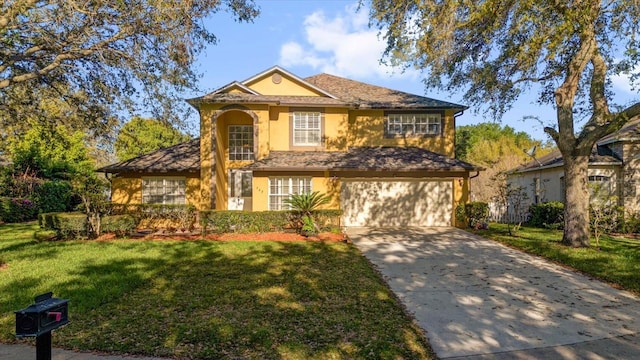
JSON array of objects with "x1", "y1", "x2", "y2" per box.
[
  {"x1": 97, "y1": 138, "x2": 201, "y2": 173},
  {"x1": 598, "y1": 116, "x2": 640, "y2": 145},
  {"x1": 512, "y1": 145, "x2": 621, "y2": 173},
  {"x1": 187, "y1": 66, "x2": 467, "y2": 111},
  {"x1": 248, "y1": 147, "x2": 483, "y2": 172},
  {"x1": 191, "y1": 93, "x2": 349, "y2": 107},
  {"x1": 304, "y1": 73, "x2": 468, "y2": 110}
]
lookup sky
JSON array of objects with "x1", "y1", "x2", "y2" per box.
[{"x1": 186, "y1": 0, "x2": 640, "y2": 142}]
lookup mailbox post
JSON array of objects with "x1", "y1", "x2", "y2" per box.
[{"x1": 15, "y1": 292, "x2": 69, "y2": 360}]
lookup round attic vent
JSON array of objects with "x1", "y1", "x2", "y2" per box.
[{"x1": 272, "y1": 73, "x2": 282, "y2": 84}]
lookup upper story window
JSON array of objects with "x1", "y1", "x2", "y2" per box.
[
  {"x1": 385, "y1": 113, "x2": 441, "y2": 137},
  {"x1": 229, "y1": 125, "x2": 254, "y2": 161},
  {"x1": 292, "y1": 111, "x2": 321, "y2": 146},
  {"x1": 142, "y1": 177, "x2": 186, "y2": 205}
]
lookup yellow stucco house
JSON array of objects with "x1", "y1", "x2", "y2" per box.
[{"x1": 99, "y1": 66, "x2": 482, "y2": 227}]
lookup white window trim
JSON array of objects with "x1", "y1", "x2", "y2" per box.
[
  {"x1": 292, "y1": 111, "x2": 322, "y2": 146},
  {"x1": 268, "y1": 177, "x2": 312, "y2": 210},
  {"x1": 142, "y1": 177, "x2": 186, "y2": 205},
  {"x1": 386, "y1": 113, "x2": 441, "y2": 137}
]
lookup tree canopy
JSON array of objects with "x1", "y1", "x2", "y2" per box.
[
  {"x1": 115, "y1": 117, "x2": 191, "y2": 161},
  {"x1": 0, "y1": 0, "x2": 259, "y2": 129},
  {"x1": 369, "y1": 0, "x2": 640, "y2": 247},
  {"x1": 455, "y1": 122, "x2": 552, "y2": 203}
]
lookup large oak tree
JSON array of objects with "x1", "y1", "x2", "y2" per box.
[
  {"x1": 0, "y1": 0, "x2": 259, "y2": 133},
  {"x1": 369, "y1": 0, "x2": 640, "y2": 247}
]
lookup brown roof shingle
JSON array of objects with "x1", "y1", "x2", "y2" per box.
[
  {"x1": 304, "y1": 73, "x2": 467, "y2": 110},
  {"x1": 248, "y1": 147, "x2": 483, "y2": 172},
  {"x1": 512, "y1": 145, "x2": 621, "y2": 173},
  {"x1": 188, "y1": 66, "x2": 467, "y2": 111},
  {"x1": 97, "y1": 138, "x2": 201, "y2": 173}
]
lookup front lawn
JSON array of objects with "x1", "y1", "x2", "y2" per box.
[
  {"x1": 0, "y1": 222, "x2": 433, "y2": 359},
  {"x1": 470, "y1": 223, "x2": 640, "y2": 295}
]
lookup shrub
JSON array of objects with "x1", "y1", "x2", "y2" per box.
[
  {"x1": 618, "y1": 211, "x2": 640, "y2": 234},
  {"x1": 110, "y1": 204, "x2": 197, "y2": 231},
  {"x1": 284, "y1": 191, "x2": 332, "y2": 234},
  {"x1": 456, "y1": 202, "x2": 489, "y2": 228},
  {"x1": 201, "y1": 211, "x2": 290, "y2": 234},
  {"x1": 200, "y1": 210, "x2": 343, "y2": 234},
  {"x1": 101, "y1": 215, "x2": 136, "y2": 236},
  {"x1": 55, "y1": 212, "x2": 88, "y2": 240},
  {"x1": 0, "y1": 197, "x2": 38, "y2": 223},
  {"x1": 39, "y1": 212, "x2": 61, "y2": 230},
  {"x1": 528, "y1": 202, "x2": 564, "y2": 228},
  {"x1": 34, "y1": 180, "x2": 74, "y2": 213}
]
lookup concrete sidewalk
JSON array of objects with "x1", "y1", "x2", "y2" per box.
[
  {"x1": 347, "y1": 227, "x2": 640, "y2": 359},
  {"x1": 0, "y1": 342, "x2": 168, "y2": 360}
]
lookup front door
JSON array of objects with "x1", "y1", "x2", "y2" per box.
[{"x1": 228, "y1": 170, "x2": 253, "y2": 211}]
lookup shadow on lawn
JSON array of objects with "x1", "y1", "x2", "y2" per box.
[{"x1": 5, "y1": 239, "x2": 431, "y2": 359}]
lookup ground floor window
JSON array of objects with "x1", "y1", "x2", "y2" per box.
[
  {"x1": 268, "y1": 177, "x2": 312, "y2": 210},
  {"x1": 142, "y1": 177, "x2": 186, "y2": 205}
]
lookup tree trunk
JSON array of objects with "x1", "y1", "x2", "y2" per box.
[{"x1": 562, "y1": 154, "x2": 591, "y2": 247}]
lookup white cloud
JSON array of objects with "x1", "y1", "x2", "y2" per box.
[
  {"x1": 279, "y1": 3, "x2": 417, "y2": 80},
  {"x1": 611, "y1": 72, "x2": 637, "y2": 94}
]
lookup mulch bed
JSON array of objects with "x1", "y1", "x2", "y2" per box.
[{"x1": 98, "y1": 231, "x2": 348, "y2": 243}]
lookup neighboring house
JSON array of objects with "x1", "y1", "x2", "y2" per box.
[
  {"x1": 98, "y1": 66, "x2": 482, "y2": 227},
  {"x1": 508, "y1": 115, "x2": 640, "y2": 214}
]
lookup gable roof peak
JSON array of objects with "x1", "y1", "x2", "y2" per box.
[{"x1": 241, "y1": 65, "x2": 338, "y2": 99}]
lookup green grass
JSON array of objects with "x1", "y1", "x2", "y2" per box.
[
  {"x1": 0, "y1": 222, "x2": 434, "y2": 359},
  {"x1": 469, "y1": 223, "x2": 640, "y2": 295}
]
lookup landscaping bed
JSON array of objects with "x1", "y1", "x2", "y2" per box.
[{"x1": 98, "y1": 230, "x2": 348, "y2": 242}]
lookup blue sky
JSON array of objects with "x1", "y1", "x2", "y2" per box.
[{"x1": 188, "y1": 0, "x2": 640, "y2": 141}]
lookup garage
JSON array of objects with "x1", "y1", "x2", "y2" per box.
[{"x1": 341, "y1": 179, "x2": 453, "y2": 227}]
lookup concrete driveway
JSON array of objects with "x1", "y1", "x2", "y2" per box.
[{"x1": 346, "y1": 227, "x2": 640, "y2": 359}]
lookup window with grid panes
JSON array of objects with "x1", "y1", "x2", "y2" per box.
[
  {"x1": 386, "y1": 113, "x2": 441, "y2": 137},
  {"x1": 588, "y1": 175, "x2": 612, "y2": 201},
  {"x1": 142, "y1": 177, "x2": 186, "y2": 205},
  {"x1": 268, "y1": 177, "x2": 312, "y2": 210},
  {"x1": 293, "y1": 112, "x2": 321, "y2": 146},
  {"x1": 228, "y1": 125, "x2": 254, "y2": 160}
]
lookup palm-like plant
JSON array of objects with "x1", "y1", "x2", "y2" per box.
[{"x1": 284, "y1": 191, "x2": 330, "y2": 235}]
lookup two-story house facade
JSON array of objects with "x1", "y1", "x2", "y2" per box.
[{"x1": 99, "y1": 66, "x2": 482, "y2": 227}]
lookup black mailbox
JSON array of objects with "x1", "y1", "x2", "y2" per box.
[{"x1": 15, "y1": 292, "x2": 69, "y2": 338}]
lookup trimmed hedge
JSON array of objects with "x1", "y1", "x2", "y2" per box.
[
  {"x1": 55, "y1": 212, "x2": 88, "y2": 239},
  {"x1": 528, "y1": 202, "x2": 564, "y2": 229},
  {"x1": 39, "y1": 212, "x2": 137, "y2": 239},
  {"x1": 200, "y1": 209, "x2": 343, "y2": 234},
  {"x1": 110, "y1": 204, "x2": 197, "y2": 231},
  {"x1": 101, "y1": 214, "x2": 137, "y2": 236}
]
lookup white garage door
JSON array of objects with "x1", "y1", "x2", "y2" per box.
[{"x1": 341, "y1": 180, "x2": 453, "y2": 227}]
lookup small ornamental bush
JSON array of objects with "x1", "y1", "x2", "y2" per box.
[
  {"x1": 456, "y1": 202, "x2": 489, "y2": 228},
  {"x1": 528, "y1": 202, "x2": 564, "y2": 228}
]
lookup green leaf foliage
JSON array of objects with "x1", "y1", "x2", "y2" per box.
[
  {"x1": 283, "y1": 191, "x2": 331, "y2": 215},
  {"x1": 8, "y1": 122, "x2": 94, "y2": 179},
  {"x1": 115, "y1": 117, "x2": 191, "y2": 161}
]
